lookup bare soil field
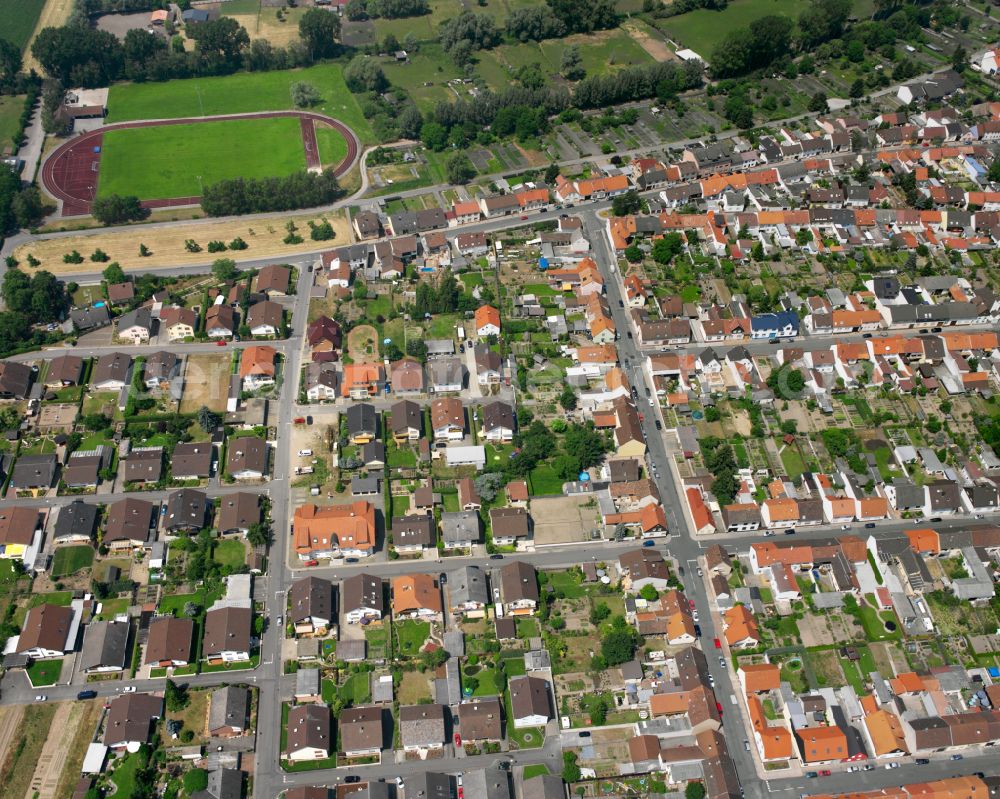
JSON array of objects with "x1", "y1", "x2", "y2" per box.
[
  {"x1": 14, "y1": 211, "x2": 351, "y2": 275},
  {"x1": 179, "y1": 354, "x2": 232, "y2": 413},
  {"x1": 27, "y1": 701, "x2": 88, "y2": 799},
  {"x1": 0, "y1": 706, "x2": 25, "y2": 786},
  {"x1": 0, "y1": 702, "x2": 57, "y2": 799},
  {"x1": 531, "y1": 495, "x2": 602, "y2": 545},
  {"x1": 622, "y1": 19, "x2": 676, "y2": 62}
]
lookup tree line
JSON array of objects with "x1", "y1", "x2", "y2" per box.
[
  {"x1": 199, "y1": 169, "x2": 343, "y2": 216},
  {"x1": 30, "y1": 9, "x2": 339, "y2": 88}
]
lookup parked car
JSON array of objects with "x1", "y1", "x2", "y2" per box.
[
  {"x1": 303, "y1": 559, "x2": 319, "y2": 567},
  {"x1": 806, "y1": 773, "x2": 818, "y2": 779},
  {"x1": 655, "y1": 420, "x2": 662, "y2": 430},
  {"x1": 579, "y1": 731, "x2": 591, "y2": 738},
  {"x1": 715, "y1": 702, "x2": 723, "y2": 715},
  {"x1": 885, "y1": 763, "x2": 899, "y2": 769},
  {"x1": 642, "y1": 540, "x2": 656, "y2": 547},
  {"x1": 915, "y1": 759, "x2": 929, "y2": 765},
  {"x1": 34, "y1": 695, "x2": 46, "y2": 701},
  {"x1": 744, "y1": 740, "x2": 750, "y2": 751},
  {"x1": 454, "y1": 733, "x2": 462, "y2": 746},
  {"x1": 77, "y1": 690, "x2": 97, "y2": 700},
  {"x1": 490, "y1": 554, "x2": 504, "y2": 560},
  {"x1": 344, "y1": 776, "x2": 360, "y2": 784},
  {"x1": 216, "y1": 340, "x2": 227, "y2": 346},
  {"x1": 820, "y1": 770, "x2": 831, "y2": 777},
  {"x1": 865, "y1": 522, "x2": 876, "y2": 528},
  {"x1": 713, "y1": 638, "x2": 722, "y2": 649}
]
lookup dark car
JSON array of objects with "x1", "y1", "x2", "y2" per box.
[
  {"x1": 784, "y1": 528, "x2": 796, "y2": 535},
  {"x1": 77, "y1": 690, "x2": 98, "y2": 700},
  {"x1": 930, "y1": 517, "x2": 942, "y2": 523},
  {"x1": 344, "y1": 776, "x2": 360, "y2": 784},
  {"x1": 915, "y1": 759, "x2": 929, "y2": 765},
  {"x1": 618, "y1": 300, "x2": 624, "y2": 308},
  {"x1": 440, "y1": 573, "x2": 447, "y2": 584},
  {"x1": 693, "y1": 624, "x2": 702, "y2": 637},
  {"x1": 806, "y1": 773, "x2": 818, "y2": 779},
  {"x1": 490, "y1": 554, "x2": 504, "y2": 560},
  {"x1": 579, "y1": 731, "x2": 591, "y2": 738},
  {"x1": 655, "y1": 420, "x2": 662, "y2": 430},
  {"x1": 865, "y1": 522, "x2": 876, "y2": 528}
]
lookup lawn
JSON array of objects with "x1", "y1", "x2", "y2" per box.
[
  {"x1": 26, "y1": 658, "x2": 62, "y2": 686},
  {"x1": 387, "y1": 441, "x2": 417, "y2": 468},
  {"x1": 16, "y1": 590, "x2": 72, "y2": 625},
  {"x1": 394, "y1": 619, "x2": 430, "y2": 656},
  {"x1": 212, "y1": 539, "x2": 246, "y2": 570},
  {"x1": 779, "y1": 444, "x2": 805, "y2": 480},
  {"x1": 105, "y1": 64, "x2": 374, "y2": 142},
  {"x1": 546, "y1": 570, "x2": 585, "y2": 599},
  {"x1": 515, "y1": 617, "x2": 540, "y2": 638},
  {"x1": 315, "y1": 122, "x2": 349, "y2": 169},
  {"x1": 469, "y1": 666, "x2": 502, "y2": 696},
  {"x1": 107, "y1": 750, "x2": 145, "y2": 799},
  {"x1": 339, "y1": 671, "x2": 372, "y2": 705},
  {"x1": 528, "y1": 463, "x2": 564, "y2": 496},
  {"x1": 0, "y1": 0, "x2": 46, "y2": 50},
  {"x1": 95, "y1": 597, "x2": 129, "y2": 621},
  {"x1": 50, "y1": 545, "x2": 94, "y2": 578},
  {"x1": 655, "y1": 0, "x2": 808, "y2": 57},
  {"x1": 523, "y1": 765, "x2": 549, "y2": 779},
  {"x1": 98, "y1": 117, "x2": 306, "y2": 200},
  {"x1": 158, "y1": 587, "x2": 222, "y2": 617},
  {"x1": 0, "y1": 94, "x2": 25, "y2": 153}
]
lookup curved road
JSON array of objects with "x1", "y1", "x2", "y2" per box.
[{"x1": 40, "y1": 110, "x2": 361, "y2": 216}]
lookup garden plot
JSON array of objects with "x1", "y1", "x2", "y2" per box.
[{"x1": 179, "y1": 354, "x2": 231, "y2": 414}]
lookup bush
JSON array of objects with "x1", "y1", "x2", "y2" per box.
[{"x1": 90, "y1": 194, "x2": 147, "y2": 225}]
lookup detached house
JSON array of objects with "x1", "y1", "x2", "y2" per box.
[
  {"x1": 475, "y1": 305, "x2": 501, "y2": 337},
  {"x1": 205, "y1": 304, "x2": 236, "y2": 338},
  {"x1": 490, "y1": 507, "x2": 532, "y2": 547},
  {"x1": 116, "y1": 307, "x2": 152, "y2": 344},
  {"x1": 202, "y1": 606, "x2": 253, "y2": 663},
  {"x1": 499, "y1": 560, "x2": 539, "y2": 615},
  {"x1": 91, "y1": 352, "x2": 132, "y2": 391},
  {"x1": 239, "y1": 346, "x2": 277, "y2": 391},
  {"x1": 284, "y1": 704, "x2": 331, "y2": 762},
  {"x1": 431, "y1": 397, "x2": 465, "y2": 440},
  {"x1": 392, "y1": 573, "x2": 442, "y2": 621},
  {"x1": 290, "y1": 576, "x2": 335, "y2": 635},
  {"x1": 481, "y1": 401, "x2": 515, "y2": 443},
  {"x1": 390, "y1": 399, "x2": 422, "y2": 442},
  {"x1": 158, "y1": 306, "x2": 197, "y2": 341},
  {"x1": 226, "y1": 436, "x2": 268, "y2": 480},
  {"x1": 342, "y1": 573, "x2": 384, "y2": 624},
  {"x1": 246, "y1": 300, "x2": 283, "y2": 337},
  {"x1": 508, "y1": 675, "x2": 552, "y2": 728}
]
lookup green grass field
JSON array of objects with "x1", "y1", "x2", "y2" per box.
[
  {"x1": 98, "y1": 117, "x2": 306, "y2": 200},
  {"x1": 212, "y1": 539, "x2": 246, "y2": 570},
  {"x1": 50, "y1": 545, "x2": 95, "y2": 578},
  {"x1": 0, "y1": 94, "x2": 25, "y2": 152},
  {"x1": 105, "y1": 64, "x2": 374, "y2": 143},
  {"x1": 657, "y1": 0, "x2": 868, "y2": 57},
  {"x1": 0, "y1": 0, "x2": 46, "y2": 51},
  {"x1": 315, "y1": 123, "x2": 348, "y2": 169}
]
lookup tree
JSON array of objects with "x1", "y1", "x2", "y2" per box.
[
  {"x1": 544, "y1": 163, "x2": 560, "y2": 184},
  {"x1": 299, "y1": 8, "x2": 341, "y2": 59},
  {"x1": 849, "y1": 78, "x2": 865, "y2": 99},
  {"x1": 600, "y1": 627, "x2": 637, "y2": 666},
  {"x1": 212, "y1": 259, "x2": 239, "y2": 281},
  {"x1": 651, "y1": 232, "x2": 683, "y2": 264},
  {"x1": 406, "y1": 338, "x2": 428, "y2": 362},
  {"x1": 546, "y1": 0, "x2": 619, "y2": 35},
  {"x1": 103, "y1": 263, "x2": 126, "y2": 284},
  {"x1": 445, "y1": 152, "x2": 476, "y2": 184},
  {"x1": 344, "y1": 54, "x2": 388, "y2": 92},
  {"x1": 247, "y1": 521, "x2": 272, "y2": 548},
  {"x1": 558, "y1": 384, "x2": 577, "y2": 411},
  {"x1": 197, "y1": 406, "x2": 220, "y2": 433},
  {"x1": 90, "y1": 194, "x2": 146, "y2": 225},
  {"x1": 420, "y1": 121, "x2": 448, "y2": 151},
  {"x1": 164, "y1": 679, "x2": 189, "y2": 711},
  {"x1": 686, "y1": 782, "x2": 706, "y2": 799},
  {"x1": 0, "y1": 406, "x2": 20, "y2": 431},
  {"x1": 397, "y1": 104, "x2": 424, "y2": 140},
  {"x1": 639, "y1": 583, "x2": 659, "y2": 602},
  {"x1": 183, "y1": 769, "x2": 208, "y2": 795},
  {"x1": 506, "y1": 6, "x2": 566, "y2": 42},
  {"x1": 0, "y1": 38, "x2": 20, "y2": 87},
  {"x1": 191, "y1": 18, "x2": 250, "y2": 70},
  {"x1": 290, "y1": 81, "x2": 322, "y2": 107},
  {"x1": 474, "y1": 472, "x2": 505, "y2": 502},
  {"x1": 560, "y1": 43, "x2": 585, "y2": 80},
  {"x1": 798, "y1": 0, "x2": 852, "y2": 49},
  {"x1": 562, "y1": 751, "x2": 582, "y2": 783},
  {"x1": 439, "y1": 12, "x2": 500, "y2": 57},
  {"x1": 11, "y1": 188, "x2": 43, "y2": 229},
  {"x1": 624, "y1": 244, "x2": 643, "y2": 263},
  {"x1": 200, "y1": 170, "x2": 342, "y2": 216},
  {"x1": 808, "y1": 91, "x2": 829, "y2": 113},
  {"x1": 589, "y1": 602, "x2": 611, "y2": 625},
  {"x1": 32, "y1": 26, "x2": 123, "y2": 86},
  {"x1": 988, "y1": 158, "x2": 1000, "y2": 185},
  {"x1": 611, "y1": 189, "x2": 642, "y2": 217}
]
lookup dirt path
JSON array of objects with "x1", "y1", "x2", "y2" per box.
[
  {"x1": 622, "y1": 19, "x2": 677, "y2": 63},
  {"x1": 22, "y1": 0, "x2": 76, "y2": 72},
  {"x1": 0, "y1": 706, "x2": 25, "y2": 777},
  {"x1": 25, "y1": 702, "x2": 82, "y2": 799}
]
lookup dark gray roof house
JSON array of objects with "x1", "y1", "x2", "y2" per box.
[
  {"x1": 217, "y1": 492, "x2": 261, "y2": 535},
  {"x1": 403, "y1": 773, "x2": 453, "y2": 799},
  {"x1": 68, "y1": 305, "x2": 110, "y2": 332},
  {"x1": 208, "y1": 685, "x2": 251, "y2": 737},
  {"x1": 11, "y1": 453, "x2": 57, "y2": 489},
  {"x1": 346, "y1": 403, "x2": 378, "y2": 441},
  {"x1": 172, "y1": 442, "x2": 214, "y2": 479},
  {"x1": 392, "y1": 515, "x2": 435, "y2": 549},
  {"x1": 0, "y1": 361, "x2": 33, "y2": 399},
  {"x1": 54, "y1": 500, "x2": 98, "y2": 542},
  {"x1": 191, "y1": 769, "x2": 243, "y2": 799},
  {"x1": 164, "y1": 488, "x2": 209, "y2": 532},
  {"x1": 79, "y1": 620, "x2": 130, "y2": 673}
]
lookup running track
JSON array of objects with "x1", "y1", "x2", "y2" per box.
[{"x1": 41, "y1": 111, "x2": 360, "y2": 217}]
